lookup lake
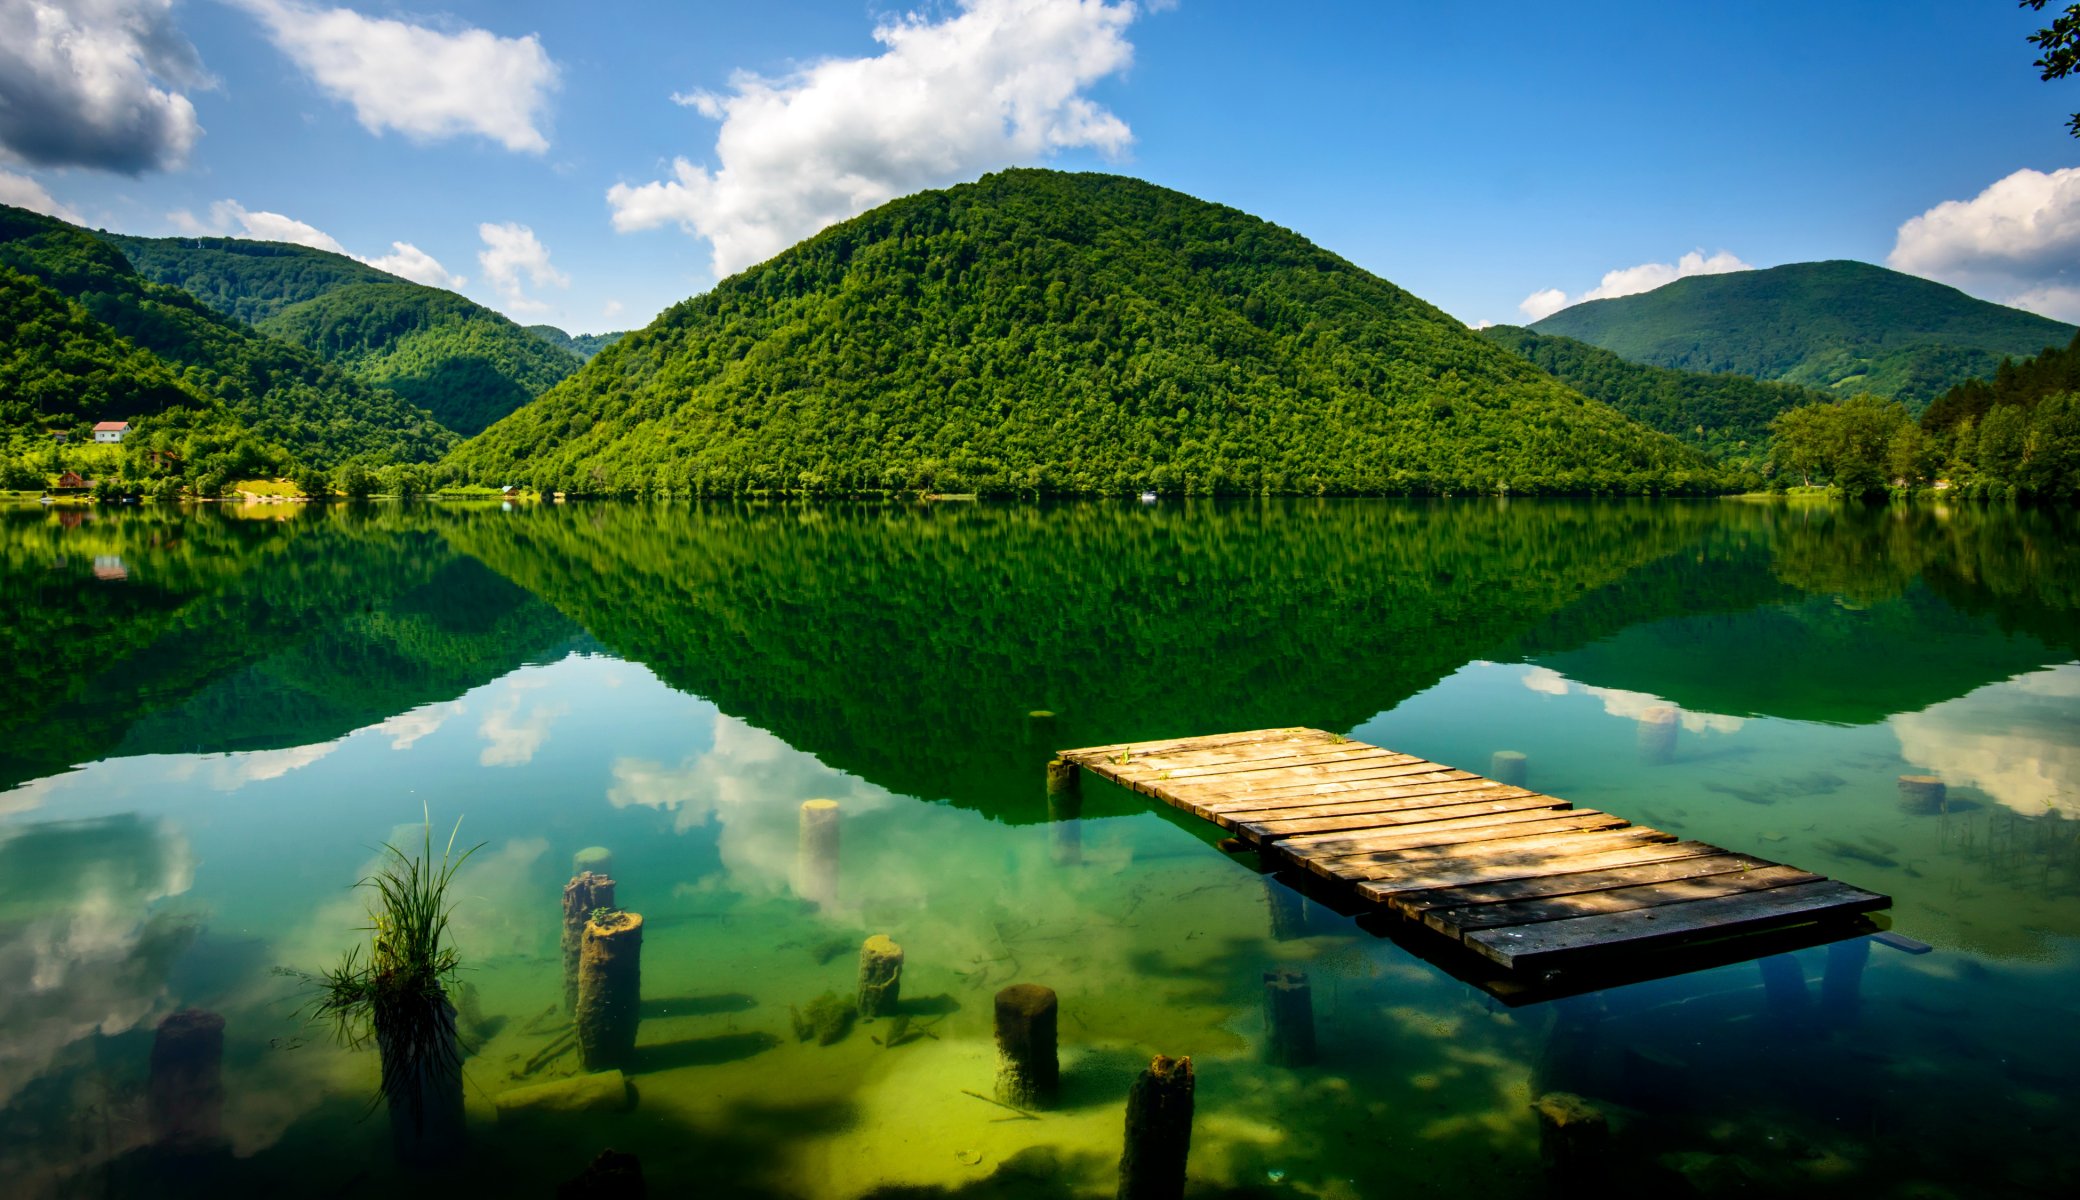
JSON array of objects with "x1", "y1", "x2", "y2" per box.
[{"x1": 2, "y1": 497, "x2": 2077, "y2": 1198}]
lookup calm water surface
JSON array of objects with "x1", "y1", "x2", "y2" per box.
[{"x1": 2, "y1": 498, "x2": 2077, "y2": 1198}]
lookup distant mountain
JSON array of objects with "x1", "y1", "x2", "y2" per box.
[
  {"x1": 1528, "y1": 261, "x2": 2075, "y2": 409},
  {"x1": 1479, "y1": 325, "x2": 1833, "y2": 464},
  {"x1": 450, "y1": 170, "x2": 1716, "y2": 496},
  {"x1": 108, "y1": 233, "x2": 582, "y2": 435},
  {"x1": 526, "y1": 325, "x2": 627, "y2": 360},
  {"x1": 0, "y1": 204, "x2": 454, "y2": 473}
]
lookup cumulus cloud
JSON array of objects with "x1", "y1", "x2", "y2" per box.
[
  {"x1": 0, "y1": 169, "x2": 82, "y2": 222},
  {"x1": 477, "y1": 221, "x2": 566, "y2": 313},
  {"x1": 0, "y1": 0, "x2": 209, "y2": 173},
  {"x1": 167, "y1": 198, "x2": 467, "y2": 287},
  {"x1": 608, "y1": 0, "x2": 1141, "y2": 277},
  {"x1": 1889, "y1": 166, "x2": 2080, "y2": 324},
  {"x1": 1519, "y1": 249, "x2": 1752, "y2": 322},
  {"x1": 232, "y1": 0, "x2": 557, "y2": 153},
  {"x1": 478, "y1": 690, "x2": 567, "y2": 766},
  {"x1": 362, "y1": 240, "x2": 465, "y2": 288}
]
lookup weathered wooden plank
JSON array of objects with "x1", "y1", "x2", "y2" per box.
[
  {"x1": 1230, "y1": 792, "x2": 1566, "y2": 839},
  {"x1": 1354, "y1": 840, "x2": 1730, "y2": 901},
  {"x1": 1156, "y1": 758, "x2": 1457, "y2": 797},
  {"x1": 1426, "y1": 864, "x2": 1824, "y2": 938},
  {"x1": 1285, "y1": 824, "x2": 1666, "y2": 882},
  {"x1": 1189, "y1": 771, "x2": 1487, "y2": 810},
  {"x1": 1060, "y1": 728, "x2": 1324, "y2": 761},
  {"x1": 1279, "y1": 809, "x2": 1619, "y2": 858},
  {"x1": 1096, "y1": 736, "x2": 1372, "y2": 775},
  {"x1": 1461, "y1": 880, "x2": 1892, "y2": 969},
  {"x1": 1120, "y1": 746, "x2": 1416, "y2": 783},
  {"x1": 1384, "y1": 851, "x2": 1783, "y2": 917}
]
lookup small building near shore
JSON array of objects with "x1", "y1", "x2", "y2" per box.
[
  {"x1": 93, "y1": 421, "x2": 129, "y2": 444},
  {"x1": 57, "y1": 470, "x2": 87, "y2": 489}
]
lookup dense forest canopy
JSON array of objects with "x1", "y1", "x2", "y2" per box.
[
  {"x1": 1478, "y1": 325, "x2": 1830, "y2": 465},
  {"x1": 1529, "y1": 261, "x2": 2075, "y2": 409},
  {"x1": 526, "y1": 325, "x2": 628, "y2": 360},
  {"x1": 105, "y1": 234, "x2": 397, "y2": 325},
  {"x1": 447, "y1": 170, "x2": 1721, "y2": 497}
]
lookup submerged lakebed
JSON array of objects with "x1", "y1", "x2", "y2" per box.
[{"x1": 1, "y1": 497, "x2": 2077, "y2": 1198}]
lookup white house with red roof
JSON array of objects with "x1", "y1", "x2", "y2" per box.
[{"x1": 93, "y1": 421, "x2": 129, "y2": 444}]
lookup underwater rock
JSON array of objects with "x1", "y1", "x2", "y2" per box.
[
  {"x1": 791, "y1": 991, "x2": 857, "y2": 1045},
  {"x1": 577, "y1": 911, "x2": 643, "y2": 1071},
  {"x1": 1491, "y1": 749, "x2": 1528, "y2": 788},
  {"x1": 1265, "y1": 877, "x2": 1308, "y2": 941},
  {"x1": 563, "y1": 871, "x2": 617, "y2": 1014},
  {"x1": 1534, "y1": 1091, "x2": 1608, "y2": 1192},
  {"x1": 557, "y1": 1149, "x2": 647, "y2": 1200},
  {"x1": 1638, "y1": 706, "x2": 1679, "y2": 764},
  {"x1": 994, "y1": 983, "x2": 1059, "y2": 1108},
  {"x1": 1262, "y1": 968, "x2": 1315, "y2": 1067},
  {"x1": 149, "y1": 1009, "x2": 225, "y2": 1149},
  {"x1": 797, "y1": 799, "x2": 841, "y2": 905},
  {"x1": 574, "y1": 846, "x2": 614, "y2": 877},
  {"x1": 857, "y1": 934, "x2": 904, "y2": 1018},
  {"x1": 1118, "y1": 1055, "x2": 1194, "y2": 1200},
  {"x1": 494, "y1": 1070, "x2": 633, "y2": 1122},
  {"x1": 1898, "y1": 774, "x2": 1947, "y2": 815}
]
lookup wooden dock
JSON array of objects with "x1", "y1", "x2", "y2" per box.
[{"x1": 1056, "y1": 727, "x2": 1890, "y2": 993}]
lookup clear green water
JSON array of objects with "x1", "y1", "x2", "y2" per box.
[{"x1": 2, "y1": 498, "x2": 2077, "y2": 1198}]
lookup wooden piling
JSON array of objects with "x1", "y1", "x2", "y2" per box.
[
  {"x1": 577, "y1": 911, "x2": 644, "y2": 1071},
  {"x1": 562, "y1": 871, "x2": 616, "y2": 1013},
  {"x1": 1262, "y1": 968, "x2": 1315, "y2": 1067},
  {"x1": 1490, "y1": 750, "x2": 1528, "y2": 789},
  {"x1": 994, "y1": 983, "x2": 1059, "y2": 1108},
  {"x1": 1264, "y1": 876, "x2": 1308, "y2": 941},
  {"x1": 857, "y1": 934, "x2": 904, "y2": 1018},
  {"x1": 1117, "y1": 1055, "x2": 1194, "y2": 1200},
  {"x1": 1638, "y1": 706, "x2": 1679, "y2": 764},
  {"x1": 149, "y1": 1009, "x2": 225, "y2": 1149},
  {"x1": 1534, "y1": 1091, "x2": 1608, "y2": 1192},
  {"x1": 1820, "y1": 937, "x2": 1870, "y2": 1026},
  {"x1": 1898, "y1": 775, "x2": 1946, "y2": 815},
  {"x1": 797, "y1": 799, "x2": 840, "y2": 905},
  {"x1": 1758, "y1": 953, "x2": 1811, "y2": 1031},
  {"x1": 1047, "y1": 758, "x2": 1084, "y2": 866}
]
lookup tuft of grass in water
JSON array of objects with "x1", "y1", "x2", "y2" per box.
[{"x1": 297, "y1": 816, "x2": 481, "y2": 1130}]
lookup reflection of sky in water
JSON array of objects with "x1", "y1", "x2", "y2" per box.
[{"x1": 1892, "y1": 665, "x2": 2080, "y2": 817}]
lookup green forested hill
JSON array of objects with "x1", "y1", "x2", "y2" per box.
[
  {"x1": 104, "y1": 233, "x2": 395, "y2": 325},
  {"x1": 259, "y1": 283, "x2": 581, "y2": 435},
  {"x1": 1479, "y1": 324, "x2": 1832, "y2": 464},
  {"x1": 449, "y1": 170, "x2": 1716, "y2": 496},
  {"x1": 525, "y1": 325, "x2": 627, "y2": 360},
  {"x1": 1527, "y1": 261, "x2": 2074, "y2": 409},
  {"x1": 0, "y1": 204, "x2": 454, "y2": 472}
]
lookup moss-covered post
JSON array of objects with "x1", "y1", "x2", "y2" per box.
[
  {"x1": 1117, "y1": 1055, "x2": 1194, "y2": 1200},
  {"x1": 994, "y1": 983, "x2": 1059, "y2": 1108},
  {"x1": 1263, "y1": 968, "x2": 1315, "y2": 1067},
  {"x1": 1534, "y1": 1091, "x2": 1608, "y2": 1193},
  {"x1": 1898, "y1": 774, "x2": 1946, "y2": 815},
  {"x1": 1820, "y1": 936, "x2": 1871, "y2": 1027},
  {"x1": 573, "y1": 846, "x2": 613, "y2": 877},
  {"x1": 1264, "y1": 876, "x2": 1307, "y2": 941},
  {"x1": 1638, "y1": 706, "x2": 1679, "y2": 764},
  {"x1": 577, "y1": 911, "x2": 643, "y2": 1071},
  {"x1": 857, "y1": 934, "x2": 904, "y2": 1018},
  {"x1": 1047, "y1": 757, "x2": 1083, "y2": 866},
  {"x1": 562, "y1": 871, "x2": 616, "y2": 1013},
  {"x1": 1490, "y1": 750, "x2": 1529, "y2": 789},
  {"x1": 797, "y1": 799, "x2": 841, "y2": 905},
  {"x1": 149, "y1": 1009, "x2": 225, "y2": 1149}
]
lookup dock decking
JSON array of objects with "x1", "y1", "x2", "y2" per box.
[{"x1": 1057, "y1": 727, "x2": 1890, "y2": 988}]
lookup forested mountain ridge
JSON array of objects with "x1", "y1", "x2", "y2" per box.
[
  {"x1": 526, "y1": 325, "x2": 627, "y2": 360},
  {"x1": 107, "y1": 232, "x2": 582, "y2": 435},
  {"x1": 1479, "y1": 324, "x2": 1834, "y2": 465},
  {"x1": 447, "y1": 169, "x2": 1720, "y2": 497},
  {"x1": 0, "y1": 203, "x2": 454, "y2": 478},
  {"x1": 1528, "y1": 261, "x2": 2074, "y2": 409}
]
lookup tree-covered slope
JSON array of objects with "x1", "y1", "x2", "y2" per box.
[
  {"x1": 448, "y1": 170, "x2": 1716, "y2": 497},
  {"x1": 0, "y1": 264, "x2": 204, "y2": 433},
  {"x1": 0, "y1": 205, "x2": 454, "y2": 473},
  {"x1": 526, "y1": 325, "x2": 627, "y2": 360},
  {"x1": 258, "y1": 283, "x2": 582, "y2": 435},
  {"x1": 1479, "y1": 324, "x2": 1833, "y2": 464},
  {"x1": 103, "y1": 233, "x2": 396, "y2": 325},
  {"x1": 1528, "y1": 261, "x2": 2075, "y2": 409}
]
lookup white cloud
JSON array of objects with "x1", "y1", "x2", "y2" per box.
[
  {"x1": 0, "y1": 0, "x2": 209, "y2": 173},
  {"x1": 607, "y1": 0, "x2": 1141, "y2": 277},
  {"x1": 1889, "y1": 166, "x2": 2080, "y2": 324},
  {"x1": 477, "y1": 221, "x2": 566, "y2": 313},
  {"x1": 232, "y1": 0, "x2": 557, "y2": 153},
  {"x1": 1519, "y1": 249, "x2": 1752, "y2": 322},
  {"x1": 601, "y1": 299, "x2": 624, "y2": 320},
  {"x1": 1891, "y1": 665, "x2": 2080, "y2": 818},
  {"x1": 0, "y1": 169, "x2": 82, "y2": 222},
  {"x1": 362, "y1": 240, "x2": 465, "y2": 288}
]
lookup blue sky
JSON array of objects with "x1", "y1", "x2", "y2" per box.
[{"x1": 4, "y1": 1, "x2": 2076, "y2": 333}]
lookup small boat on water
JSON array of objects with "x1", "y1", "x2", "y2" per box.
[{"x1": 1139, "y1": 491, "x2": 1157, "y2": 503}]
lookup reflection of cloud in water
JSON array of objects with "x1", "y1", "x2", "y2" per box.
[
  {"x1": 610, "y1": 716, "x2": 894, "y2": 896},
  {"x1": 0, "y1": 816, "x2": 197, "y2": 1106},
  {"x1": 375, "y1": 701, "x2": 464, "y2": 750},
  {"x1": 1519, "y1": 666, "x2": 1744, "y2": 734},
  {"x1": 1892, "y1": 665, "x2": 2080, "y2": 817},
  {"x1": 478, "y1": 691, "x2": 567, "y2": 767}
]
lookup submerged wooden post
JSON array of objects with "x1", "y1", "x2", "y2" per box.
[
  {"x1": 149, "y1": 1009, "x2": 225, "y2": 1149},
  {"x1": 577, "y1": 911, "x2": 644, "y2": 1071},
  {"x1": 1117, "y1": 1055, "x2": 1194, "y2": 1200},
  {"x1": 1262, "y1": 968, "x2": 1316, "y2": 1067},
  {"x1": 573, "y1": 846, "x2": 613, "y2": 877},
  {"x1": 1898, "y1": 775, "x2": 1946, "y2": 815},
  {"x1": 1757, "y1": 953, "x2": 1811, "y2": 1031},
  {"x1": 1047, "y1": 757, "x2": 1084, "y2": 866},
  {"x1": 994, "y1": 983, "x2": 1059, "y2": 1108},
  {"x1": 1638, "y1": 706, "x2": 1679, "y2": 764},
  {"x1": 797, "y1": 799, "x2": 840, "y2": 905},
  {"x1": 1534, "y1": 1092, "x2": 1609, "y2": 1192},
  {"x1": 562, "y1": 871, "x2": 616, "y2": 1013},
  {"x1": 1490, "y1": 750, "x2": 1528, "y2": 789},
  {"x1": 1264, "y1": 876, "x2": 1307, "y2": 941},
  {"x1": 857, "y1": 934, "x2": 904, "y2": 1018},
  {"x1": 1820, "y1": 937, "x2": 1871, "y2": 1026}
]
